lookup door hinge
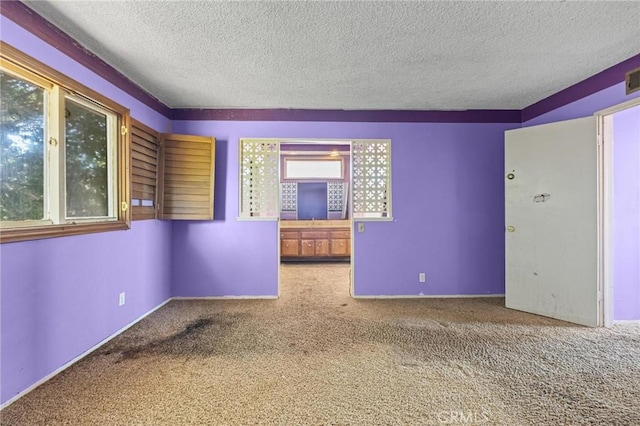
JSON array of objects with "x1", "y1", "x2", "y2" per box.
[
  {"x1": 121, "y1": 201, "x2": 128, "y2": 212},
  {"x1": 121, "y1": 125, "x2": 128, "y2": 136}
]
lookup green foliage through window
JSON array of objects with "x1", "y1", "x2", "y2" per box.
[
  {"x1": 0, "y1": 71, "x2": 45, "y2": 221},
  {"x1": 65, "y1": 99, "x2": 109, "y2": 218}
]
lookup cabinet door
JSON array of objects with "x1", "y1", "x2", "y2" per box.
[
  {"x1": 281, "y1": 239, "x2": 299, "y2": 256},
  {"x1": 301, "y1": 239, "x2": 315, "y2": 256},
  {"x1": 315, "y1": 239, "x2": 330, "y2": 256},
  {"x1": 330, "y1": 238, "x2": 349, "y2": 256}
]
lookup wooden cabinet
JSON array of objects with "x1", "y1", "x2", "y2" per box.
[
  {"x1": 281, "y1": 232, "x2": 300, "y2": 257},
  {"x1": 280, "y1": 220, "x2": 351, "y2": 260},
  {"x1": 330, "y1": 230, "x2": 350, "y2": 256}
]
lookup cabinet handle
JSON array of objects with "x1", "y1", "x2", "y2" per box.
[{"x1": 318, "y1": 242, "x2": 322, "y2": 246}]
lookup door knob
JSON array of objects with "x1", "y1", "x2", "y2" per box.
[{"x1": 507, "y1": 226, "x2": 515, "y2": 232}]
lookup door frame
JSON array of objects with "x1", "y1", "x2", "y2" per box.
[{"x1": 596, "y1": 97, "x2": 640, "y2": 327}]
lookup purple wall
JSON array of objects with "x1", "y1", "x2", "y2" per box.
[
  {"x1": 1, "y1": 15, "x2": 173, "y2": 404},
  {"x1": 523, "y1": 82, "x2": 640, "y2": 128},
  {"x1": 172, "y1": 120, "x2": 517, "y2": 297},
  {"x1": 1, "y1": 221, "x2": 173, "y2": 403},
  {"x1": 613, "y1": 106, "x2": 640, "y2": 321}
]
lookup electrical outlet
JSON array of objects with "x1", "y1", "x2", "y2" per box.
[
  {"x1": 357, "y1": 223, "x2": 365, "y2": 233},
  {"x1": 419, "y1": 273, "x2": 426, "y2": 283},
  {"x1": 119, "y1": 292, "x2": 125, "y2": 306}
]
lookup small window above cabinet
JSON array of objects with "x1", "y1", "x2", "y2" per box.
[{"x1": 284, "y1": 158, "x2": 344, "y2": 180}]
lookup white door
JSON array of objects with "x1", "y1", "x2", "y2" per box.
[{"x1": 505, "y1": 117, "x2": 600, "y2": 326}]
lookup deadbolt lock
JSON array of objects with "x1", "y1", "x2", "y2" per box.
[{"x1": 507, "y1": 173, "x2": 515, "y2": 180}]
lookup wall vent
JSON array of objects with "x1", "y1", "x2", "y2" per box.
[{"x1": 626, "y1": 67, "x2": 640, "y2": 95}]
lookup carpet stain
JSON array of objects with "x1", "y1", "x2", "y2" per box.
[{"x1": 103, "y1": 314, "x2": 253, "y2": 361}]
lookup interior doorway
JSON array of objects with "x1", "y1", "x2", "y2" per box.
[
  {"x1": 504, "y1": 98, "x2": 640, "y2": 327},
  {"x1": 599, "y1": 100, "x2": 640, "y2": 326},
  {"x1": 277, "y1": 141, "x2": 353, "y2": 297}
]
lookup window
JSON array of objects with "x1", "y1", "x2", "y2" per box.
[
  {"x1": 284, "y1": 158, "x2": 343, "y2": 180},
  {"x1": 0, "y1": 42, "x2": 130, "y2": 243}
]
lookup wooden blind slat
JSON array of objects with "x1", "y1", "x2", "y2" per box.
[
  {"x1": 133, "y1": 167, "x2": 157, "y2": 180},
  {"x1": 163, "y1": 173, "x2": 210, "y2": 183},
  {"x1": 164, "y1": 193, "x2": 211, "y2": 202},
  {"x1": 163, "y1": 205, "x2": 211, "y2": 214},
  {"x1": 132, "y1": 142, "x2": 157, "y2": 159},
  {"x1": 132, "y1": 134, "x2": 157, "y2": 151},
  {"x1": 164, "y1": 140, "x2": 212, "y2": 151},
  {"x1": 164, "y1": 167, "x2": 211, "y2": 176},
  {"x1": 133, "y1": 174, "x2": 157, "y2": 187},
  {"x1": 132, "y1": 206, "x2": 156, "y2": 221},
  {"x1": 132, "y1": 149, "x2": 157, "y2": 165},
  {"x1": 165, "y1": 160, "x2": 211, "y2": 170},
  {"x1": 164, "y1": 186, "x2": 210, "y2": 196},
  {"x1": 165, "y1": 147, "x2": 211, "y2": 161},
  {"x1": 132, "y1": 158, "x2": 157, "y2": 173}
]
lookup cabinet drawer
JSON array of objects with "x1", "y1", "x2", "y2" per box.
[
  {"x1": 281, "y1": 239, "x2": 299, "y2": 256},
  {"x1": 330, "y1": 238, "x2": 350, "y2": 255},
  {"x1": 330, "y1": 230, "x2": 351, "y2": 239},
  {"x1": 300, "y1": 231, "x2": 329, "y2": 239},
  {"x1": 315, "y1": 239, "x2": 330, "y2": 256},
  {"x1": 280, "y1": 231, "x2": 299, "y2": 240},
  {"x1": 301, "y1": 239, "x2": 316, "y2": 256}
]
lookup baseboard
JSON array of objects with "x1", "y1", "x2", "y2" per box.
[
  {"x1": 613, "y1": 319, "x2": 640, "y2": 325},
  {"x1": 0, "y1": 298, "x2": 171, "y2": 410},
  {"x1": 171, "y1": 296, "x2": 278, "y2": 300},
  {"x1": 352, "y1": 294, "x2": 505, "y2": 299}
]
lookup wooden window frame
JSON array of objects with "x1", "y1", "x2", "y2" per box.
[{"x1": 0, "y1": 42, "x2": 131, "y2": 243}]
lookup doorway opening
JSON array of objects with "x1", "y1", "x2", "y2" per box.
[
  {"x1": 598, "y1": 99, "x2": 640, "y2": 326},
  {"x1": 277, "y1": 141, "x2": 354, "y2": 298}
]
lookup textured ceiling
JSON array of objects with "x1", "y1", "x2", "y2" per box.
[{"x1": 24, "y1": 1, "x2": 640, "y2": 110}]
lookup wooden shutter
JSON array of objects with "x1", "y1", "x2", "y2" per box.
[
  {"x1": 158, "y1": 134, "x2": 215, "y2": 220},
  {"x1": 131, "y1": 119, "x2": 160, "y2": 220}
]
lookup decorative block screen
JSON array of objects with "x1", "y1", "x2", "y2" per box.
[
  {"x1": 352, "y1": 140, "x2": 392, "y2": 218},
  {"x1": 327, "y1": 182, "x2": 345, "y2": 212},
  {"x1": 280, "y1": 182, "x2": 297, "y2": 212},
  {"x1": 239, "y1": 139, "x2": 279, "y2": 218}
]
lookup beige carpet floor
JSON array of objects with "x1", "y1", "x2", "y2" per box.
[{"x1": 2, "y1": 263, "x2": 640, "y2": 425}]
